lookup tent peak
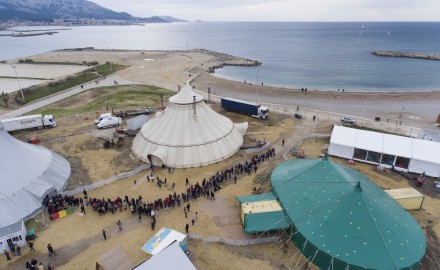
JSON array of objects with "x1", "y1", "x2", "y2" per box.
[{"x1": 354, "y1": 181, "x2": 362, "y2": 192}]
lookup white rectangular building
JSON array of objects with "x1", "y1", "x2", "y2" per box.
[{"x1": 328, "y1": 125, "x2": 440, "y2": 177}]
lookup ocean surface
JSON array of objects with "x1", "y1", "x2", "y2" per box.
[{"x1": 2, "y1": 22, "x2": 440, "y2": 92}]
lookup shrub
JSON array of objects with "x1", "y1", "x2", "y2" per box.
[{"x1": 15, "y1": 95, "x2": 25, "y2": 105}]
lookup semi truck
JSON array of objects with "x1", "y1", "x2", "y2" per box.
[
  {"x1": 112, "y1": 107, "x2": 155, "y2": 118},
  {"x1": 1, "y1": 114, "x2": 56, "y2": 132},
  {"x1": 221, "y1": 97, "x2": 269, "y2": 120}
]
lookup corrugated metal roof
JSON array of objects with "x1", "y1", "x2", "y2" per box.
[{"x1": 0, "y1": 220, "x2": 23, "y2": 238}]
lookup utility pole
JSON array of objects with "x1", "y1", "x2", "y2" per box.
[{"x1": 12, "y1": 66, "x2": 25, "y2": 102}]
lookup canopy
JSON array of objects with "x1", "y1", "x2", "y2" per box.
[
  {"x1": 271, "y1": 157, "x2": 426, "y2": 270},
  {"x1": 0, "y1": 122, "x2": 71, "y2": 227},
  {"x1": 237, "y1": 193, "x2": 289, "y2": 234},
  {"x1": 141, "y1": 227, "x2": 187, "y2": 256},
  {"x1": 133, "y1": 241, "x2": 196, "y2": 270},
  {"x1": 328, "y1": 125, "x2": 440, "y2": 177},
  {"x1": 132, "y1": 82, "x2": 247, "y2": 168}
]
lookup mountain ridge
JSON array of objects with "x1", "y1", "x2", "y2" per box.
[{"x1": 0, "y1": 0, "x2": 185, "y2": 23}]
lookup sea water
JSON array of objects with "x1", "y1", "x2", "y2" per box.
[{"x1": 1, "y1": 22, "x2": 440, "y2": 91}]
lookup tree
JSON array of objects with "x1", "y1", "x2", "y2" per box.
[{"x1": 1, "y1": 92, "x2": 9, "y2": 107}]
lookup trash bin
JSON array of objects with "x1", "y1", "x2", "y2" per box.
[{"x1": 375, "y1": 117, "x2": 381, "y2": 121}]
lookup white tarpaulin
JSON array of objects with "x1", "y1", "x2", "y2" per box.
[
  {"x1": 328, "y1": 125, "x2": 440, "y2": 177},
  {"x1": 133, "y1": 241, "x2": 196, "y2": 270},
  {"x1": 132, "y1": 82, "x2": 247, "y2": 168},
  {"x1": 0, "y1": 122, "x2": 71, "y2": 227},
  {"x1": 328, "y1": 125, "x2": 357, "y2": 159}
]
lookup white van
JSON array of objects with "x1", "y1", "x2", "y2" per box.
[
  {"x1": 95, "y1": 113, "x2": 113, "y2": 124},
  {"x1": 97, "y1": 117, "x2": 122, "y2": 129}
]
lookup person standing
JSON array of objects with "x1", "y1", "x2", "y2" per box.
[
  {"x1": 117, "y1": 220, "x2": 122, "y2": 231},
  {"x1": 185, "y1": 223, "x2": 189, "y2": 234},
  {"x1": 151, "y1": 221, "x2": 155, "y2": 231},
  {"x1": 4, "y1": 250, "x2": 11, "y2": 260},
  {"x1": 47, "y1": 243, "x2": 56, "y2": 256},
  {"x1": 28, "y1": 240, "x2": 35, "y2": 253},
  {"x1": 48, "y1": 264, "x2": 54, "y2": 270},
  {"x1": 16, "y1": 245, "x2": 21, "y2": 256},
  {"x1": 282, "y1": 139, "x2": 285, "y2": 146},
  {"x1": 102, "y1": 230, "x2": 107, "y2": 240},
  {"x1": 80, "y1": 204, "x2": 86, "y2": 214},
  {"x1": 38, "y1": 262, "x2": 44, "y2": 270},
  {"x1": 184, "y1": 208, "x2": 187, "y2": 218}
]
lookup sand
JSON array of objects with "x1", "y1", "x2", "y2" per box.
[
  {"x1": 2, "y1": 49, "x2": 440, "y2": 270},
  {"x1": 3, "y1": 49, "x2": 439, "y2": 130}
]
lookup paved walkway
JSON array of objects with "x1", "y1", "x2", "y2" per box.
[
  {"x1": 63, "y1": 164, "x2": 149, "y2": 196},
  {"x1": 2, "y1": 75, "x2": 137, "y2": 118}
]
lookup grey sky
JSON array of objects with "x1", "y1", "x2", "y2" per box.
[{"x1": 91, "y1": 0, "x2": 440, "y2": 21}]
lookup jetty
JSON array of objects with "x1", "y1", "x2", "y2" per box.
[
  {"x1": 56, "y1": 48, "x2": 262, "y2": 72},
  {"x1": 372, "y1": 51, "x2": 440, "y2": 61}
]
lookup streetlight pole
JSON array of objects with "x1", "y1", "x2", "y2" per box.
[
  {"x1": 12, "y1": 66, "x2": 25, "y2": 102},
  {"x1": 362, "y1": 99, "x2": 367, "y2": 118},
  {"x1": 256, "y1": 68, "x2": 259, "y2": 104}
]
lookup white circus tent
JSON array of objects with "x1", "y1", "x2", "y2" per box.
[
  {"x1": 0, "y1": 122, "x2": 71, "y2": 227},
  {"x1": 132, "y1": 82, "x2": 248, "y2": 168}
]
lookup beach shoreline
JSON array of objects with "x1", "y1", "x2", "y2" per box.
[{"x1": 1, "y1": 48, "x2": 439, "y2": 128}]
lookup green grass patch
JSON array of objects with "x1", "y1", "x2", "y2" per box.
[
  {"x1": 22, "y1": 72, "x2": 99, "y2": 104},
  {"x1": 91, "y1": 62, "x2": 127, "y2": 76},
  {"x1": 17, "y1": 63, "x2": 125, "y2": 104},
  {"x1": 33, "y1": 85, "x2": 174, "y2": 118}
]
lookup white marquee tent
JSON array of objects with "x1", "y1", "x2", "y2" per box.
[
  {"x1": 132, "y1": 82, "x2": 248, "y2": 168},
  {"x1": 328, "y1": 125, "x2": 440, "y2": 177},
  {"x1": 0, "y1": 122, "x2": 71, "y2": 227}
]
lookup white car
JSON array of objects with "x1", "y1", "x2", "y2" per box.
[
  {"x1": 95, "y1": 113, "x2": 113, "y2": 124},
  {"x1": 97, "y1": 117, "x2": 122, "y2": 129},
  {"x1": 341, "y1": 117, "x2": 356, "y2": 124}
]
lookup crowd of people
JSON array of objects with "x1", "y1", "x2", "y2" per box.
[
  {"x1": 42, "y1": 193, "x2": 81, "y2": 215},
  {"x1": 4, "y1": 146, "x2": 278, "y2": 268},
  {"x1": 79, "y1": 147, "x2": 278, "y2": 228}
]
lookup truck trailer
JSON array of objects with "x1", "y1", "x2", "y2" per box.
[
  {"x1": 1, "y1": 114, "x2": 56, "y2": 132},
  {"x1": 221, "y1": 97, "x2": 269, "y2": 120}
]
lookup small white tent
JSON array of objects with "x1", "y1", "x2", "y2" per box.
[
  {"x1": 0, "y1": 122, "x2": 71, "y2": 227},
  {"x1": 328, "y1": 125, "x2": 440, "y2": 177},
  {"x1": 132, "y1": 82, "x2": 248, "y2": 168}
]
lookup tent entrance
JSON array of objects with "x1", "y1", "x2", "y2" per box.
[{"x1": 148, "y1": 154, "x2": 164, "y2": 167}]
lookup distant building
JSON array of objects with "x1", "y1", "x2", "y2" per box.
[{"x1": 53, "y1": 19, "x2": 64, "y2": 25}]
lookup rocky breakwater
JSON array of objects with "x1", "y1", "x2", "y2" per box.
[
  {"x1": 201, "y1": 49, "x2": 262, "y2": 73},
  {"x1": 372, "y1": 51, "x2": 440, "y2": 61}
]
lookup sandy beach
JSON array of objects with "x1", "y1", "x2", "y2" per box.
[{"x1": 3, "y1": 48, "x2": 437, "y2": 129}]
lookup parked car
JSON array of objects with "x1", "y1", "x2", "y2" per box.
[
  {"x1": 95, "y1": 113, "x2": 113, "y2": 124},
  {"x1": 97, "y1": 117, "x2": 122, "y2": 129},
  {"x1": 341, "y1": 117, "x2": 356, "y2": 124}
]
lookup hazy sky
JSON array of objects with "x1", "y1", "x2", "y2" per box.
[{"x1": 90, "y1": 0, "x2": 439, "y2": 21}]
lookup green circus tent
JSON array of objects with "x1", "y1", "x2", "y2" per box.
[{"x1": 270, "y1": 157, "x2": 426, "y2": 270}]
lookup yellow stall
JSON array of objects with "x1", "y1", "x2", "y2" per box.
[{"x1": 385, "y1": 188, "x2": 425, "y2": 210}]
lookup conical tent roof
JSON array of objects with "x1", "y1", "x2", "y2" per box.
[
  {"x1": 132, "y1": 83, "x2": 247, "y2": 168},
  {"x1": 0, "y1": 122, "x2": 71, "y2": 227},
  {"x1": 271, "y1": 157, "x2": 426, "y2": 270}
]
